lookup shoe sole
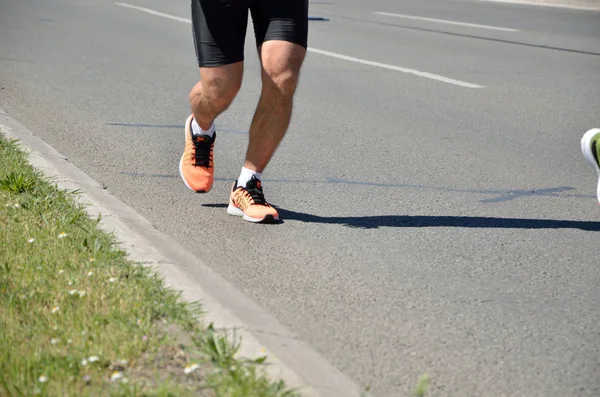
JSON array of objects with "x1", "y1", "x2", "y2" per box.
[
  {"x1": 179, "y1": 114, "x2": 209, "y2": 193},
  {"x1": 227, "y1": 203, "x2": 279, "y2": 224},
  {"x1": 580, "y1": 128, "x2": 600, "y2": 204}
]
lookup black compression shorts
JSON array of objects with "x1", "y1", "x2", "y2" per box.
[{"x1": 191, "y1": 0, "x2": 309, "y2": 67}]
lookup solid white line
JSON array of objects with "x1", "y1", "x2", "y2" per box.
[
  {"x1": 306, "y1": 48, "x2": 483, "y2": 88},
  {"x1": 115, "y1": 2, "x2": 484, "y2": 88},
  {"x1": 374, "y1": 11, "x2": 519, "y2": 32}
]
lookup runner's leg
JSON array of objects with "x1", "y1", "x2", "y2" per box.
[
  {"x1": 226, "y1": 0, "x2": 308, "y2": 223},
  {"x1": 180, "y1": 0, "x2": 248, "y2": 193}
]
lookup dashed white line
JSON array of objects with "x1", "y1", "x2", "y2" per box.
[
  {"x1": 479, "y1": 0, "x2": 600, "y2": 11},
  {"x1": 115, "y1": 2, "x2": 484, "y2": 89},
  {"x1": 115, "y1": 2, "x2": 192, "y2": 23},
  {"x1": 374, "y1": 11, "x2": 520, "y2": 32}
]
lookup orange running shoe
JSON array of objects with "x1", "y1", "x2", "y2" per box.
[
  {"x1": 179, "y1": 114, "x2": 216, "y2": 193},
  {"x1": 227, "y1": 176, "x2": 279, "y2": 223}
]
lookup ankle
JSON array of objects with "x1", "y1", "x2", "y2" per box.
[
  {"x1": 237, "y1": 167, "x2": 262, "y2": 188},
  {"x1": 191, "y1": 118, "x2": 215, "y2": 137}
]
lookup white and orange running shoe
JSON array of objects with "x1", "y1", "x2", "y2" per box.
[
  {"x1": 227, "y1": 176, "x2": 279, "y2": 223},
  {"x1": 581, "y1": 128, "x2": 600, "y2": 204},
  {"x1": 179, "y1": 114, "x2": 216, "y2": 193}
]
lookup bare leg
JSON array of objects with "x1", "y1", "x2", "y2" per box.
[
  {"x1": 189, "y1": 62, "x2": 244, "y2": 130},
  {"x1": 180, "y1": 62, "x2": 244, "y2": 193},
  {"x1": 244, "y1": 40, "x2": 306, "y2": 172}
]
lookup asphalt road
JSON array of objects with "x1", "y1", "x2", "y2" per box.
[{"x1": 1, "y1": 0, "x2": 600, "y2": 395}]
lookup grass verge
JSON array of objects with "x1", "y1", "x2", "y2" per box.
[{"x1": 0, "y1": 134, "x2": 299, "y2": 397}]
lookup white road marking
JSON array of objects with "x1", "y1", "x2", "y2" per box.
[
  {"x1": 115, "y1": 2, "x2": 192, "y2": 23},
  {"x1": 374, "y1": 11, "x2": 520, "y2": 32},
  {"x1": 115, "y1": 2, "x2": 484, "y2": 88},
  {"x1": 306, "y1": 49, "x2": 483, "y2": 88},
  {"x1": 479, "y1": 0, "x2": 600, "y2": 11}
]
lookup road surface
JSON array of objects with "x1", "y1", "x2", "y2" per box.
[{"x1": 1, "y1": 0, "x2": 599, "y2": 395}]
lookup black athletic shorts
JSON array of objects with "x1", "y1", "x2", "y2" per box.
[{"x1": 191, "y1": 0, "x2": 309, "y2": 67}]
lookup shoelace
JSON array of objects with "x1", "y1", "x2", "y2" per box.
[
  {"x1": 244, "y1": 183, "x2": 267, "y2": 206},
  {"x1": 192, "y1": 137, "x2": 213, "y2": 168}
]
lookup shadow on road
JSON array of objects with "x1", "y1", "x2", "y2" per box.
[
  {"x1": 119, "y1": 171, "x2": 595, "y2": 204},
  {"x1": 202, "y1": 204, "x2": 600, "y2": 231}
]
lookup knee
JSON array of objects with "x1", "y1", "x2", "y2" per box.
[
  {"x1": 262, "y1": 65, "x2": 301, "y2": 101},
  {"x1": 190, "y1": 74, "x2": 241, "y2": 109}
]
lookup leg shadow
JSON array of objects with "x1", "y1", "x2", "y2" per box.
[{"x1": 202, "y1": 204, "x2": 600, "y2": 231}]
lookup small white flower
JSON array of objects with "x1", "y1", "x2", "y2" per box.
[
  {"x1": 184, "y1": 363, "x2": 200, "y2": 374},
  {"x1": 67, "y1": 281, "x2": 73, "y2": 286},
  {"x1": 28, "y1": 238, "x2": 35, "y2": 243},
  {"x1": 58, "y1": 232, "x2": 68, "y2": 239},
  {"x1": 109, "y1": 277, "x2": 116, "y2": 283},
  {"x1": 69, "y1": 289, "x2": 78, "y2": 295},
  {"x1": 110, "y1": 371, "x2": 123, "y2": 382},
  {"x1": 87, "y1": 271, "x2": 93, "y2": 277},
  {"x1": 58, "y1": 269, "x2": 64, "y2": 275},
  {"x1": 118, "y1": 359, "x2": 128, "y2": 366},
  {"x1": 88, "y1": 258, "x2": 95, "y2": 262},
  {"x1": 88, "y1": 356, "x2": 99, "y2": 362},
  {"x1": 50, "y1": 338, "x2": 58, "y2": 345},
  {"x1": 81, "y1": 359, "x2": 88, "y2": 366},
  {"x1": 51, "y1": 306, "x2": 59, "y2": 314},
  {"x1": 78, "y1": 290, "x2": 86, "y2": 297},
  {"x1": 14, "y1": 203, "x2": 20, "y2": 208},
  {"x1": 38, "y1": 375, "x2": 48, "y2": 383}
]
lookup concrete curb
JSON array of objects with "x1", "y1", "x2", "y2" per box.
[{"x1": 0, "y1": 109, "x2": 366, "y2": 397}]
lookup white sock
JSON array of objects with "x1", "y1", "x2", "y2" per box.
[
  {"x1": 237, "y1": 167, "x2": 262, "y2": 188},
  {"x1": 191, "y1": 118, "x2": 215, "y2": 137}
]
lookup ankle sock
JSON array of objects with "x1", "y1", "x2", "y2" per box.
[
  {"x1": 191, "y1": 118, "x2": 215, "y2": 137},
  {"x1": 237, "y1": 167, "x2": 262, "y2": 188}
]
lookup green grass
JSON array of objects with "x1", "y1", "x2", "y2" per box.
[{"x1": 0, "y1": 134, "x2": 299, "y2": 397}]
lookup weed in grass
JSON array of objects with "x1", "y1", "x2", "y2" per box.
[
  {"x1": 0, "y1": 171, "x2": 36, "y2": 194},
  {"x1": 414, "y1": 373, "x2": 431, "y2": 397},
  {"x1": 193, "y1": 325, "x2": 300, "y2": 397}
]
